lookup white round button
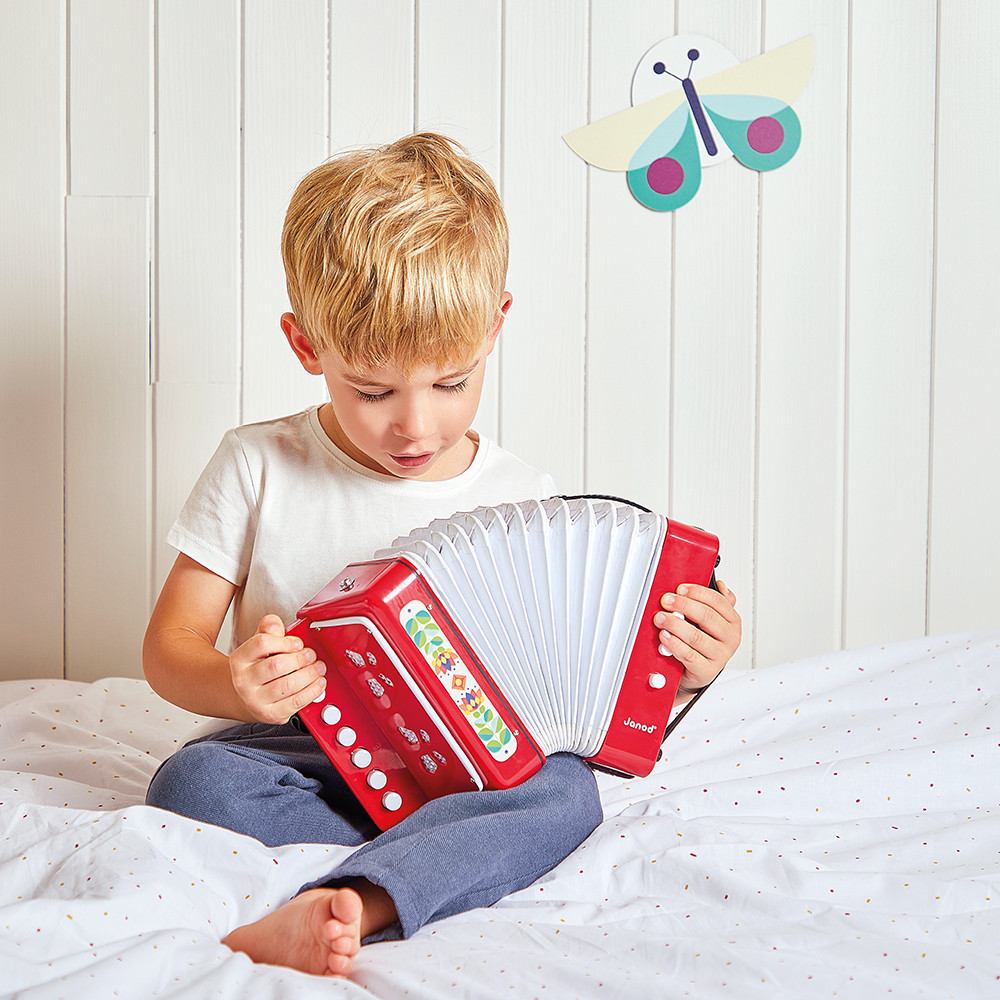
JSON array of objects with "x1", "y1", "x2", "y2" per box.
[
  {"x1": 366, "y1": 769, "x2": 388, "y2": 790},
  {"x1": 320, "y1": 704, "x2": 342, "y2": 725},
  {"x1": 381, "y1": 791, "x2": 403, "y2": 812},
  {"x1": 350, "y1": 748, "x2": 372, "y2": 768},
  {"x1": 335, "y1": 725, "x2": 356, "y2": 747},
  {"x1": 648, "y1": 672, "x2": 667, "y2": 690}
]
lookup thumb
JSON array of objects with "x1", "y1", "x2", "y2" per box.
[{"x1": 258, "y1": 614, "x2": 286, "y2": 636}]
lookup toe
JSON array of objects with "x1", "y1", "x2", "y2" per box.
[
  {"x1": 326, "y1": 951, "x2": 354, "y2": 977},
  {"x1": 325, "y1": 927, "x2": 360, "y2": 957},
  {"x1": 331, "y1": 887, "x2": 364, "y2": 924}
]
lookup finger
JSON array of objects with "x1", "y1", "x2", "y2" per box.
[
  {"x1": 715, "y1": 579, "x2": 738, "y2": 608},
  {"x1": 230, "y1": 645, "x2": 318, "y2": 717},
  {"x1": 262, "y1": 669, "x2": 329, "y2": 724},
  {"x1": 261, "y1": 653, "x2": 326, "y2": 693},
  {"x1": 246, "y1": 655, "x2": 327, "y2": 721},
  {"x1": 654, "y1": 598, "x2": 736, "y2": 670},
  {"x1": 655, "y1": 591, "x2": 731, "y2": 644},
  {"x1": 236, "y1": 629, "x2": 306, "y2": 670},
  {"x1": 662, "y1": 584, "x2": 739, "y2": 624},
  {"x1": 657, "y1": 613, "x2": 718, "y2": 663},
  {"x1": 656, "y1": 630, "x2": 716, "y2": 691},
  {"x1": 252, "y1": 646, "x2": 324, "y2": 690}
]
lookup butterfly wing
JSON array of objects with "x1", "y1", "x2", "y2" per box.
[
  {"x1": 626, "y1": 105, "x2": 702, "y2": 212},
  {"x1": 696, "y1": 35, "x2": 814, "y2": 104},
  {"x1": 563, "y1": 89, "x2": 687, "y2": 171},
  {"x1": 702, "y1": 95, "x2": 802, "y2": 171}
]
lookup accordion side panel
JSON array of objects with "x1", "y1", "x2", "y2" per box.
[
  {"x1": 589, "y1": 520, "x2": 720, "y2": 776},
  {"x1": 292, "y1": 559, "x2": 546, "y2": 830},
  {"x1": 293, "y1": 616, "x2": 432, "y2": 829}
]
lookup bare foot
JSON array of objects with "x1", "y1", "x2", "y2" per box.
[{"x1": 223, "y1": 887, "x2": 364, "y2": 977}]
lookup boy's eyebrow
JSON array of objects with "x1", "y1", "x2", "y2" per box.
[{"x1": 347, "y1": 360, "x2": 479, "y2": 388}]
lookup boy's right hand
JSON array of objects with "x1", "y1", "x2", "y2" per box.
[{"x1": 229, "y1": 615, "x2": 327, "y2": 724}]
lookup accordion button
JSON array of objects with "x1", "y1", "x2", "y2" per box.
[
  {"x1": 381, "y1": 791, "x2": 403, "y2": 812},
  {"x1": 320, "y1": 704, "x2": 342, "y2": 725},
  {"x1": 351, "y1": 748, "x2": 372, "y2": 768},
  {"x1": 366, "y1": 769, "x2": 388, "y2": 790},
  {"x1": 335, "y1": 725, "x2": 357, "y2": 747},
  {"x1": 648, "y1": 672, "x2": 667, "y2": 690}
]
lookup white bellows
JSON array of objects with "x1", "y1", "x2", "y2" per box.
[{"x1": 376, "y1": 497, "x2": 667, "y2": 757}]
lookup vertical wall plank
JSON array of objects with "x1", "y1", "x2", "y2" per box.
[
  {"x1": 755, "y1": 4, "x2": 849, "y2": 668},
  {"x1": 929, "y1": 3, "x2": 1000, "y2": 633},
  {"x1": 844, "y1": 0, "x2": 936, "y2": 648},
  {"x1": 153, "y1": 0, "x2": 242, "y2": 596},
  {"x1": 69, "y1": 0, "x2": 151, "y2": 195},
  {"x1": 65, "y1": 197, "x2": 151, "y2": 682},
  {"x1": 501, "y1": 0, "x2": 588, "y2": 489},
  {"x1": 329, "y1": 0, "x2": 415, "y2": 150},
  {"x1": 156, "y1": 0, "x2": 241, "y2": 385},
  {"x1": 670, "y1": 2, "x2": 762, "y2": 672},
  {"x1": 416, "y1": 0, "x2": 503, "y2": 444},
  {"x1": 0, "y1": 0, "x2": 65, "y2": 680},
  {"x1": 242, "y1": 0, "x2": 330, "y2": 425},
  {"x1": 584, "y1": 1, "x2": 675, "y2": 513},
  {"x1": 416, "y1": 0, "x2": 500, "y2": 177},
  {"x1": 152, "y1": 383, "x2": 239, "y2": 595}
]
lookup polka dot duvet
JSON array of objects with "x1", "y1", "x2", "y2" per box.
[{"x1": 1, "y1": 632, "x2": 997, "y2": 999}]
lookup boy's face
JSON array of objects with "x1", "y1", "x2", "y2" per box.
[{"x1": 283, "y1": 296, "x2": 510, "y2": 482}]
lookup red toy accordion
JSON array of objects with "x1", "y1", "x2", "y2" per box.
[{"x1": 291, "y1": 497, "x2": 719, "y2": 830}]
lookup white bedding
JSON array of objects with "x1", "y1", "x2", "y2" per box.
[{"x1": 2, "y1": 631, "x2": 997, "y2": 999}]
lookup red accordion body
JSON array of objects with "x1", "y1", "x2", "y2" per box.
[{"x1": 290, "y1": 516, "x2": 719, "y2": 830}]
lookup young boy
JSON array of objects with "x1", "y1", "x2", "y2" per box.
[{"x1": 143, "y1": 132, "x2": 741, "y2": 978}]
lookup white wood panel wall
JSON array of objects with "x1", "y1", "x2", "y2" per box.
[{"x1": 2, "y1": 0, "x2": 997, "y2": 683}]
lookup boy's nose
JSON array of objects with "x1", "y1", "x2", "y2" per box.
[{"x1": 394, "y1": 404, "x2": 428, "y2": 441}]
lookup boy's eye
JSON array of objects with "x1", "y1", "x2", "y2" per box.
[
  {"x1": 352, "y1": 378, "x2": 468, "y2": 403},
  {"x1": 436, "y1": 378, "x2": 469, "y2": 394}
]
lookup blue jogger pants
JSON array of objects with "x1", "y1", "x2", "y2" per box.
[{"x1": 146, "y1": 722, "x2": 603, "y2": 939}]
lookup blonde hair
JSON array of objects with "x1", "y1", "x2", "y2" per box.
[{"x1": 281, "y1": 132, "x2": 509, "y2": 373}]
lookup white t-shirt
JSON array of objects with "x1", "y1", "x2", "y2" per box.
[{"x1": 167, "y1": 406, "x2": 556, "y2": 649}]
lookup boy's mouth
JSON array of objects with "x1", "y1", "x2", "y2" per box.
[{"x1": 390, "y1": 452, "x2": 434, "y2": 469}]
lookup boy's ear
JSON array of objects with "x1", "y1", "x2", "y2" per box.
[
  {"x1": 486, "y1": 292, "x2": 513, "y2": 353},
  {"x1": 281, "y1": 313, "x2": 324, "y2": 375}
]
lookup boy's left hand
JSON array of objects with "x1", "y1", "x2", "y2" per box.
[{"x1": 653, "y1": 580, "x2": 741, "y2": 702}]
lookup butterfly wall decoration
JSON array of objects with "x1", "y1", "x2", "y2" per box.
[{"x1": 564, "y1": 34, "x2": 814, "y2": 212}]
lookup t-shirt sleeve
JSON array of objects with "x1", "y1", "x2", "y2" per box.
[{"x1": 165, "y1": 428, "x2": 259, "y2": 586}]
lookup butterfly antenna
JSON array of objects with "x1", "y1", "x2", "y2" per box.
[
  {"x1": 652, "y1": 60, "x2": 685, "y2": 83},
  {"x1": 687, "y1": 48, "x2": 700, "y2": 78}
]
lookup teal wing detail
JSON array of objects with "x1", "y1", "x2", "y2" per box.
[
  {"x1": 702, "y1": 95, "x2": 801, "y2": 171},
  {"x1": 626, "y1": 106, "x2": 702, "y2": 212}
]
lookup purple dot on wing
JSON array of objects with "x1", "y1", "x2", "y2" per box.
[
  {"x1": 647, "y1": 157, "x2": 684, "y2": 195},
  {"x1": 747, "y1": 116, "x2": 784, "y2": 154}
]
